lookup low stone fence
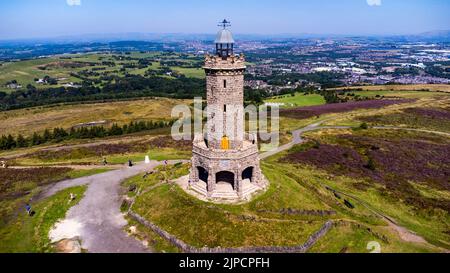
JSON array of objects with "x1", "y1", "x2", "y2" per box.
[
  {"x1": 257, "y1": 209, "x2": 337, "y2": 216},
  {"x1": 128, "y1": 211, "x2": 333, "y2": 253}
]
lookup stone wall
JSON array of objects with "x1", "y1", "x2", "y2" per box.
[{"x1": 129, "y1": 211, "x2": 333, "y2": 253}]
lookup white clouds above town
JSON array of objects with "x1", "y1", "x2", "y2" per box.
[
  {"x1": 367, "y1": 0, "x2": 382, "y2": 6},
  {"x1": 67, "y1": 0, "x2": 81, "y2": 6}
]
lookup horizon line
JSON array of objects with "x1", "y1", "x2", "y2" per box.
[{"x1": 1, "y1": 29, "x2": 449, "y2": 43}]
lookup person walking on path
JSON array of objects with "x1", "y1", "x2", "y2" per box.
[{"x1": 25, "y1": 203, "x2": 33, "y2": 216}]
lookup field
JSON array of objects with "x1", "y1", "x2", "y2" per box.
[
  {"x1": 330, "y1": 84, "x2": 450, "y2": 93},
  {"x1": 280, "y1": 99, "x2": 414, "y2": 120},
  {"x1": 358, "y1": 107, "x2": 450, "y2": 132},
  {"x1": 266, "y1": 93, "x2": 326, "y2": 108},
  {"x1": 10, "y1": 136, "x2": 192, "y2": 166},
  {"x1": 321, "y1": 92, "x2": 450, "y2": 129},
  {"x1": 0, "y1": 52, "x2": 204, "y2": 93},
  {"x1": 0, "y1": 97, "x2": 188, "y2": 137}
]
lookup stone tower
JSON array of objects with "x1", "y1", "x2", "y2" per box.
[{"x1": 189, "y1": 20, "x2": 266, "y2": 200}]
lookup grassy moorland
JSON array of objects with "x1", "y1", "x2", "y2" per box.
[
  {"x1": 125, "y1": 158, "x2": 440, "y2": 253},
  {"x1": 358, "y1": 107, "x2": 450, "y2": 132},
  {"x1": 0, "y1": 97, "x2": 188, "y2": 137},
  {"x1": 296, "y1": 129, "x2": 450, "y2": 249},
  {"x1": 321, "y1": 93, "x2": 450, "y2": 130},
  {"x1": 266, "y1": 93, "x2": 326, "y2": 108},
  {"x1": 10, "y1": 136, "x2": 192, "y2": 166},
  {"x1": 330, "y1": 84, "x2": 450, "y2": 93},
  {"x1": 0, "y1": 186, "x2": 86, "y2": 253},
  {"x1": 277, "y1": 96, "x2": 425, "y2": 134}
]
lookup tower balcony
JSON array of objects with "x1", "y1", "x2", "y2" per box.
[
  {"x1": 192, "y1": 133, "x2": 258, "y2": 160},
  {"x1": 204, "y1": 54, "x2": 246, "y2": 71}
]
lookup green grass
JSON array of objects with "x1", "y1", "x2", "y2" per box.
[
  {"x1": 127, "y1": 163, "x2": 327, "y2": 248},
  {"x1": 123, "y1": 164, "x2": 190, "y2": 198},
  {"x1": 309, "y1": 222, "x2": 437, "y2": 253},
  {"x1": 0, "y1": 186, "x2": 86, "y2": 253},
  {"x1": 0, "y1": 58, "x2": 61, "y2": 93},
  {"x1": 266, "y1": 93, "x2": 326, "y2": 108},
  {"x1": 134, "y1": 184, "x2": 326, "y2": 248},
  {"x1": 171, "y1": 67, "x2": 205, "y2": 79},
  {"x1": 126, "y1": 216, "x2": 180, "y2": 253}
]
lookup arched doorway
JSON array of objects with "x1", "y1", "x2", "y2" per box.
[
  {"x1": 221, "y1": 136, "x2": 230, "y2": 150},
  {"x1": 242, "y1": 167, "x2": 254, "y2": 183},
  {"x1": 197, "y1": 167, "x2": 208, "y2": 184},
  {"x1": 216, "y1": 171, "x2": 235, "y2": 190}
]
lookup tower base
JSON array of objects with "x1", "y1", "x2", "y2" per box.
[{"x1": 188, "y1": 139, "x2": 267, "y2": 201}]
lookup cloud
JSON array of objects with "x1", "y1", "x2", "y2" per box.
[
  {"x1": 367, "y1": 0, "x2": 382, "y2": 6},
  {"x1": 67, "y1": 0, "x2": 81, "y2": 6}
]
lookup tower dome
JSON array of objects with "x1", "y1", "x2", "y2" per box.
[{"x1": 215, "y1": 29, "x2": 235, "y2": 44}]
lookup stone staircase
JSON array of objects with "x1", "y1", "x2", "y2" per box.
[
  {"x1": 241, "y1": 181, "x2": 261, "y2": 197},
  {"x1": 210, "y1": 190, "x2": 239, "y2": 200},
  {"x1": 190, "y1": 180, "x2": 262, "y2": 201},
  {"x1": 190, "y1": 182, "x2": 208, "y2": 196}
]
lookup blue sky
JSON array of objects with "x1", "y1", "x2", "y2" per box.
[{"x1": 0, "y1": 0, "x2": 449, "y2": 39}]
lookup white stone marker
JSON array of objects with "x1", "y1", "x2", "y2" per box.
[{"x1": 145, "y1": 155, "x2": 150, "y2": 164}]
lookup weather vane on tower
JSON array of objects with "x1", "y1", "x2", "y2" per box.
[{"x1": 218, "y1": 19, "x2": 231, "y2": 29}]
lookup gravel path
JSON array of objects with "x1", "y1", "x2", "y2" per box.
[
  {"x1": 261, "y1": 120, "x2": 349, "y2": 159},
  {"x1": 47, "y1": 161, "x2": 161, "y2": 253}
]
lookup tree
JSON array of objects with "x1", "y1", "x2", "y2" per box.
[
  {"x1": 109, "y1": 124, "x2": 123, "y2": 136},
  {"x1": 31, "y1": 132, "x2": 43, "y2": 146},
  {"x1": 43, "y1": 129, "x2": 52, "y2": 142},
  {"x1": 53, "y1": 128, "x2": 68, "y2": 142},
  {"x1": 6, "y1": 135, "x2": 16, "y2": 149},
  {"x1": 16, "y1": 134, "x2": 28, "y2": 148},
  {"x1": 0, "y1": 135, "x2": 8, "y2": 150},
  {"x1": 360, "y1": 123, "x2": 369, "y2": 130}
]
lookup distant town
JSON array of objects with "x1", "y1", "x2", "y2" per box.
[{"x1": 1, "y1": 34, "x2": 449, "y2": 95}]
